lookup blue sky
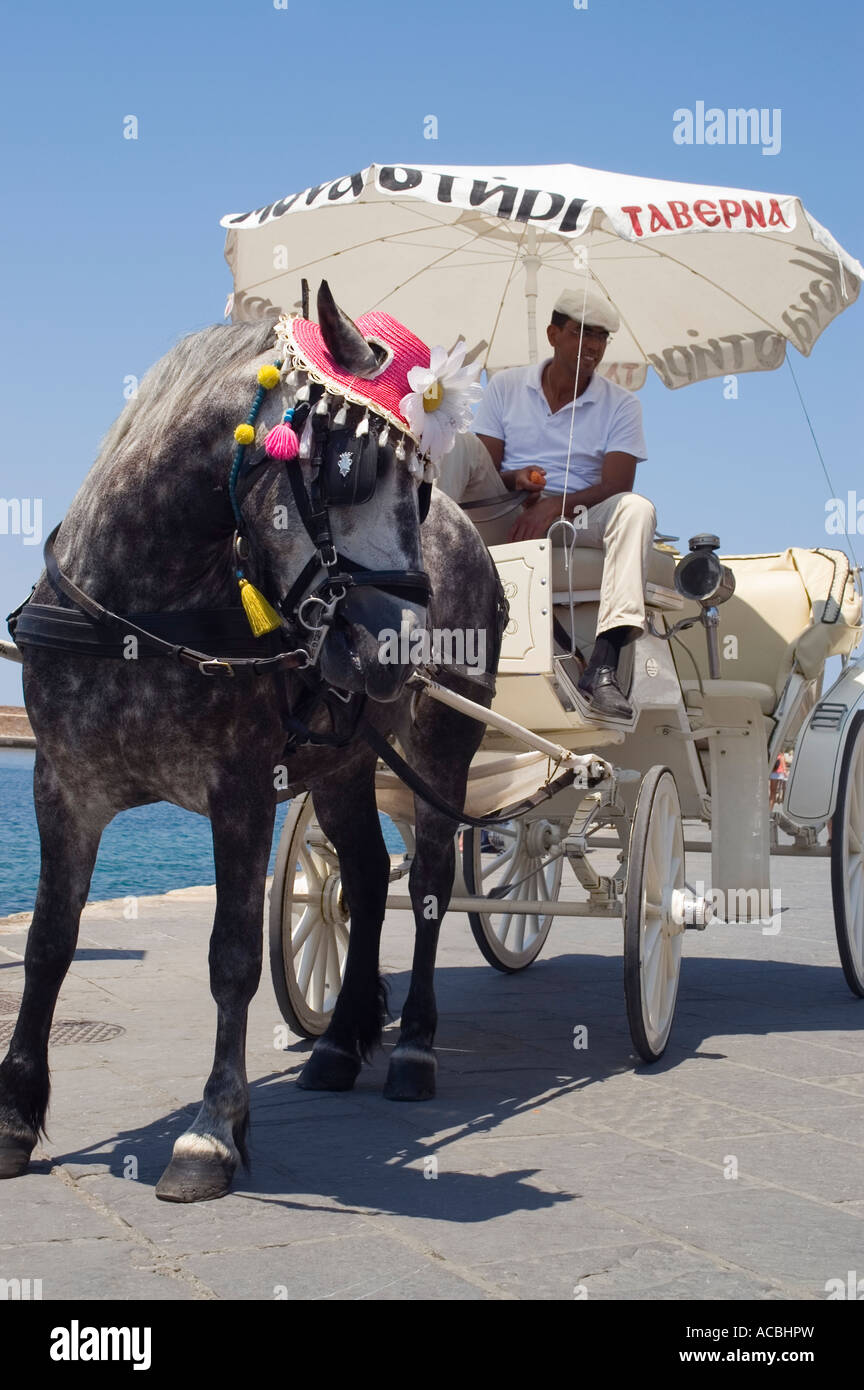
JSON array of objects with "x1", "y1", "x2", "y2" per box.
[{"x1": 1, "y1": 0, "x2": 862, "y2": 704}]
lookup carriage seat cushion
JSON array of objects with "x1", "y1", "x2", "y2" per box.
[
  {"x1": 680, "y1": 679, "x2": 777, "y2": 715},
  {"x1": 550, "y1": 543, "x2": 676, "y2": 594}
]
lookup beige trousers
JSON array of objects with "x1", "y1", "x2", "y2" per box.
[
  {"x1": 437, "y1": 435, "x2": 656, "y2": 636},
  {"x1": 563, "y1": 490, "x2": 657, "y2": 637}
]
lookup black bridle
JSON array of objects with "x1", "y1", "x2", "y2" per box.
[{"x1": 231, "y1": 392, "x2": 433, "y2": 669}]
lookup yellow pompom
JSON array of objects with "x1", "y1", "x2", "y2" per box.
[
  {"x1": 422, "y1": 380, "x2": 444, "y2": 413},
  {"x1": 257, "y1": 364, "x2": 281, "y2": 389},
  {"x1": 234, "y1": 423, "x2": 256, "y2": 445}
]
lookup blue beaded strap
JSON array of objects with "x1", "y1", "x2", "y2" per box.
[{"x1": 228, "y1": 360, "x2": 282, "y2": 529}]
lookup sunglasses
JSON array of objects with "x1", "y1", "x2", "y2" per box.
[{"x1": 562, "y1": 323, "x2": 610, "y2": 342}]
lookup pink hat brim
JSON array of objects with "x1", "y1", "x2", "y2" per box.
[{"x1": 284, "y1": 312, "x2": 430, "y2": 433}]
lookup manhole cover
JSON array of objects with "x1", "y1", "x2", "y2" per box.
[
  {"x1": 0, "y1": 993, "x2": 21, "y2": 1014},
  {"x1": 0, "y1": 1019, "x2": 125, "y2": 1046}
]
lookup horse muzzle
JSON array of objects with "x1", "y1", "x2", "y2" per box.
[{"x1": 318, "y1": 587, "x2": 425, "y2": 701}]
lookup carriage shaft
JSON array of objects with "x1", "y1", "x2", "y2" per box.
[{"x1": 412, "y1": 673, "x2": 609, "y2": 774}]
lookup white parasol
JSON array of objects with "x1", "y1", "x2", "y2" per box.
[{"x1": 221, "y1": 162, "x2": 862, "y2": 390}]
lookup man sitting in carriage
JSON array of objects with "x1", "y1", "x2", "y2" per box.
[{"x1": 469, "y1": 286, "x2": 656, "y2": 722}]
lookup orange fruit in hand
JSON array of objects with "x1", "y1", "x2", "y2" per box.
[{"x1": 528, "y1": 467, "x2": 545, "y2": 485}]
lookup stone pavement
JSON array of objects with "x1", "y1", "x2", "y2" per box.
[{"x1": 0, "y1": 842, "x2": 862, "y2": 1302}]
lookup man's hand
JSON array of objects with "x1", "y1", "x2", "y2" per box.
[
  {"x1": 503, "y1": 466, "x2": 546, "y2": 495},
  {"x1": 508, "y1": 496, "x2": 565, "y2": 541}
]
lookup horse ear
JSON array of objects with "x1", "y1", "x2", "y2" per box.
[{"x1": 317, "y1": 281, "x2": 382, "y2": 378}]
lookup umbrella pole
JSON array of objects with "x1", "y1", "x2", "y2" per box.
[{"x1": 524, "y1": 226, "x2": 540, "y2": 363}]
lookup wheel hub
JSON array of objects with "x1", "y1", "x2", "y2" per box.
[
  {"x1": 322, "y1": 873, "x2": 348, "y2": 928},
  {"x1": 524, "y1": 819, "x2": 560, "y2": 859}
]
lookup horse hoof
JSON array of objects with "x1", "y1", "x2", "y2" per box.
[
  {"x1": 155, "y1": 1157, "x2": 234, "y2": 1203},
  {"x1": 0, "y1": 1137, "x2": 34, "y2": 1179},
  {"x1": 383, "y1": 1050, "x2": 437, "y2": 1102},
  {"x1": 297, "y1": 1043, "x2": 361, "y2": 1092}
]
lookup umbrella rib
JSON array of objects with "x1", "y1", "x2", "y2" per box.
[
  {"x1": 582, "y1": 260, "x2": 653, "y2": 369},
  {"x1": 483, "y1": 225, "x2": 530, "y2": 369}
]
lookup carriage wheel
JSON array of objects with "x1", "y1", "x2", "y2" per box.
[
  {"x1": 462, "y1": 818, "x2": 566, "y2": 973},
  {"x1": 831, "y1": 711, "x2": 864, "y2": 997},
  {"x1": 623, "y1": 767, "x2": 686, "y2": 1062},
  {"x1": 268, "y1": 794, "x2": 349, "y2": 1037}
]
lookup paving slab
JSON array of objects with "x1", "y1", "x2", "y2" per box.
[{"x1": 0, "y1": 850, "x2": 862, "y2": 1301}]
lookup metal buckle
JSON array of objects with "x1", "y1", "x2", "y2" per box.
[
  {"x1": 297, "y1": 595, "x2": 330, "y2": 631},
  {"x1": 318, "y1": 543, "x2": 338, "y2": 567},
  {"x1": 197, "y1": 658, "x2": 234, "y2": 677},
  {"x1": 298, "y1": 585, "x2": 346, "y2": 632}
]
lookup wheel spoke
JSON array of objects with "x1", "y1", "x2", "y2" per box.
[
  {"x1": 643, "y1": 921, "x2": 665, "y2": 1024},
  {"x1": 512, "y1": 877, "x2": 531, "y2": 952},
  {"x1": 297, "y1": 919, "x2": 326, "y2": 995},
  {"x1": 309, "y1": 930, "x2": 328, "y2": 1012},
  {"x1": 496, "y1": 908, "x2": 514, "y2": 945},
  {"x1": 481, "y1": 837, "x2": 518, "y2": 887},
  {"x1": 324, "y1": 929, "x2": 343, "y2": 1007},
  {"x1": 297, "y1": 842, "x2": 327, "y2": 891},
  {"x1": 291, "y1": 906, "x2": 320, "y2": 955}
]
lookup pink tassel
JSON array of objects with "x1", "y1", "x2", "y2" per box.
[{"x1": 265, "y1": 411, "x2": 300, "y2": 461}]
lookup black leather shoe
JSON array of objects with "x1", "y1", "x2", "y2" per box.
[{"x1": 576, "y1": 665, "x2": 634, "y2": 721}]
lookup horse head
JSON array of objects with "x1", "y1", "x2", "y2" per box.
[{"x1": 238, "y1": 281, "x2": 431, "y2": 702}]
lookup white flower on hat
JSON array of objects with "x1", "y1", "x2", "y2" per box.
[{"x1": 399, "y1": 342, "x2": 483, "y2": 464}]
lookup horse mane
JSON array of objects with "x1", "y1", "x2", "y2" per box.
[{"x1": 97, "y1": 317, "x2": 280, "y2": 465}]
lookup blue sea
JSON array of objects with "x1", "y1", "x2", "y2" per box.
[{"x1": 0, "y1": 749, "x2": 403, "y2": 917}]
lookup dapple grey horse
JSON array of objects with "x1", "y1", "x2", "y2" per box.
[{"x1": 0, "y1": 285, "x2": 502, "y2": 1202}]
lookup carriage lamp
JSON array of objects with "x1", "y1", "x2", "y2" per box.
[
  {"x1": 648, "y1": 536, "x2": 736, "y2": 677},
  {"x1": 674, "y1": 535, "x2": 736, "y2": 607},
  {"x1": 673, "y1": 535, "x2": 736, "y2": 679}
]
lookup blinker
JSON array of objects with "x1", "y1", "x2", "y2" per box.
[{"x1": 321, "y1": 425, "x2": 380, "y2": 507}]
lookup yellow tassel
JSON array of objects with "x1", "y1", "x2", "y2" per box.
[{"x1": 238, "y1": 579, "x2": 282, "y2": 636}]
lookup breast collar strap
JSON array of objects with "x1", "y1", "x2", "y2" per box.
[{"x1": 35, "y1": 525, "x2": 310, "y2": 677}]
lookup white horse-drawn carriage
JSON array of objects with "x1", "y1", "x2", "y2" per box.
[
  {"x1": 242, "y1": 162, "x2": 863, "y2": 1065},
  {"x1": 212, "y1": 158, "x2": 864, "y2": 1061},
  {"x1": 268, "y1": 519, "x2": 864, "y2": 1060}
]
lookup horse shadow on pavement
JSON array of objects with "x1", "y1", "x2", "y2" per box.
[{"x1": 33, "y1": 948, "x2": 864, "y2": 1223}]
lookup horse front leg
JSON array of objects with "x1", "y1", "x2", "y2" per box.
[
  {"x1": 297, "y1": 767, "x2": 389, "y2": 1092},
  {"x1": 0, "y1": 753, "x2": 107, "y2": 1177},
  {"x1": 384, "y1": 697, "x2": 484, "y2": 1102},
  {"x1": 155, "y1": 775, "x2": 275, "y2": 1203},
  {"x1": 383, "y1": 801, "x2": 458, "y2": 1101}
]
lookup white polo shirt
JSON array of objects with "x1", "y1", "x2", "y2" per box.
[{"x1": 472, "y1": 360, "x2": 647, "y2": 493}]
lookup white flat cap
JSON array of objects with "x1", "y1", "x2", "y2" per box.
[{"x1": 553, "y1": 285, "x2": 620, "y2": 334}]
